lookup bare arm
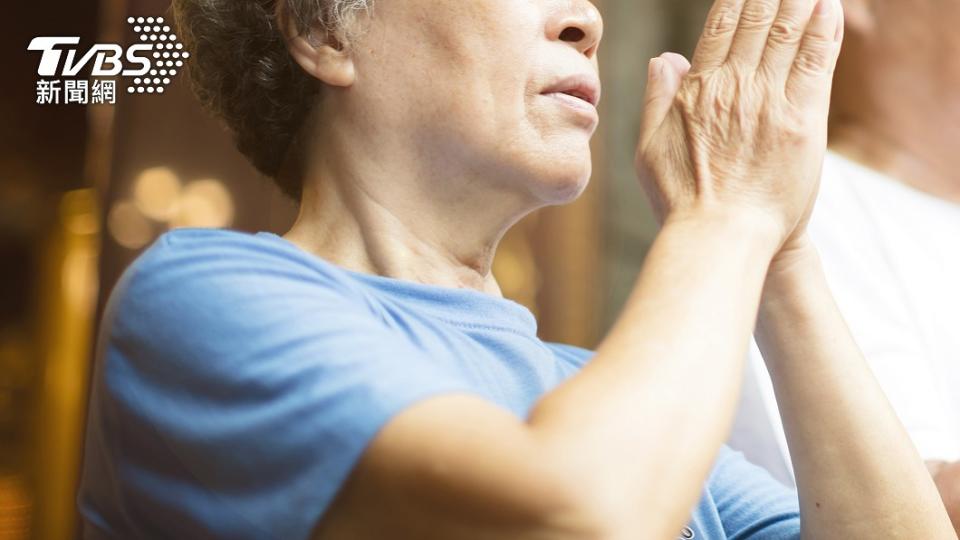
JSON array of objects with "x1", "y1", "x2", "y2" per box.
[
  {"x1": 754, "y1": 242, "x2": 957, "y2": 539},
  {"x1": 317, "y1": 213, "x2": 778, "y2": 540},
  {"x1": 317, "y1": 0, "x2": 854, "y2": 537}
]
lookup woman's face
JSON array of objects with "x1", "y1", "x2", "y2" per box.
[{"x1": 346, "y1": 0, "x2": 603, "y2": 206}]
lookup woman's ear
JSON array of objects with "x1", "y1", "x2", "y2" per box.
[
  {"x1": 840, "y1": 0, "x2": 875, "y2": 36},
  {"x1": 278, "y1": 7, "x2": 356, "y2": 88}
]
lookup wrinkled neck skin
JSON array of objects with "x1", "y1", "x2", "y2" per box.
[
  {"x1": 829, "y1": 26, "x2": 960, "y2": 204},
  {"x1": 282, "y1": 103, "x2": 542, "y2": 296}
]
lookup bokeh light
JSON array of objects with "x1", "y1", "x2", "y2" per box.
[
  {"x1": 169, "y1": 179, "x2": 235, "y2": 229},
  {"x1": 132, "y1": 167, "x2": 181, "y2": 221},
  {"x1": 107, "y1": 201, "x2": 154, "y2": 250}
]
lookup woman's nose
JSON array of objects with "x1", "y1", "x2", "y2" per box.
[{"x1": 547, "y1": 0, "x2": 603, "y2": 59}]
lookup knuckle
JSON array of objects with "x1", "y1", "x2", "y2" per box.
[
  {"x1": 739, "y1": 0, "x2": 778, "y2": 29},
  {"x1": 793, "y1": 44, "x2": 832, "y2": 75},
  {"x1": 706, "y1": 5, "x2": 739, "y2": 38},
  {"x1": 767, "y1": 19, "x2": 804, "y2": 46}
]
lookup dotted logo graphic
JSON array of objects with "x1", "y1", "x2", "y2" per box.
[{"x1": 125, "y1": 16, "x2": 189, "y2": 95}]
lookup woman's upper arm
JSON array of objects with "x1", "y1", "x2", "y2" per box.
[{"x1": 314, "y1": 394, "x2": 601, "y2": 540}]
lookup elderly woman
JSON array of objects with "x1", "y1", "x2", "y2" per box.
[{"x1": 78, "y1": 0, "x2": 954, "y2": 538}]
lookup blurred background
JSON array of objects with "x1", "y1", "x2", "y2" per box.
[{"x1": 0, "y1": 0, "x2": 713, "y2": 537}]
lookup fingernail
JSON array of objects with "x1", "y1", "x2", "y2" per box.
[
  {"x1": 815, "y1": 0, "x2": 831, "y2": 16},
  {"x1": 649, "y1": 58, "x2": 661, "y2": 79}
]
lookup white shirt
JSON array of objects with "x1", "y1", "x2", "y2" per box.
[{"x1": 729, "y1": 151, "x2": 960, "y2": 486}]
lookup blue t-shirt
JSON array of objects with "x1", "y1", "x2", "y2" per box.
[{"x1": 79, "y1": 228, "x2": 800, "y2": 539}]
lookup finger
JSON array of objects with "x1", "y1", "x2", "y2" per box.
[
  {"x1": 726, "y1": 0, "x2": 781, "y2": 68},
  {"x1": 661, "y1": 52, "x2": 693, "y2": 77},
  {"x1": 758, "y1": 0, "x2": 817, "y2": 80},
  {"x1": 640, "y1": 53, "x2": 691, "y2": 149},
  {"x1": 786, "y1": 0, "x2": 843, "y2": 106},
  {"x1": 691, "y1": 0, "x2": 746, "y2": 72}
]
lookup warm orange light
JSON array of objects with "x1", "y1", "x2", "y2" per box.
[
  {"x1": 169, "y1": 179, "x2": 234, "y2": 229},
  {"x1": 107, "y1": 200, "x2": 154, "y2": 249},
  {"x1": 132, "y1": 167, "x2": 182, "y2": 221}
]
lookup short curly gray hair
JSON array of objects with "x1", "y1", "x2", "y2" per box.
[{"x1": 171, "y1": 0, "x2": 371, "y2": 200}]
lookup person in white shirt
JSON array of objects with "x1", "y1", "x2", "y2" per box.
[{"x1": 730, "y1": 0, "x2": 960, "y2": 532}]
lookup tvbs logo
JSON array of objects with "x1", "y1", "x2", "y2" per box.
[{"x1": 28, "y1": 16, "x2": 189, "y2": 105}]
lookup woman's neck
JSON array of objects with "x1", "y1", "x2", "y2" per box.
[{"x1": 281, "y1": 141, "x2": 533, "y2": 296}]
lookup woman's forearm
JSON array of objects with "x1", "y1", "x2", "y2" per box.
[
  {"x1": 756, "y1": 243, "x2": 956, "y2": 539},
  {"x1": 528, "y1": 210, "x2": 779, "y2": 538}
]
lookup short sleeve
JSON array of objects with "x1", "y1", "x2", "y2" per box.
[
  {"x1": 79, "y1": 233, "x2": 475, "y2": 539},
  {"x1": 545, "y1": 342, "x2": 594, "y2": 376},
  {"x1": 709, "y1": 446, "x2": 801, "y2": 539}
]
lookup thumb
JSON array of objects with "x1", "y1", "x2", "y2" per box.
[{"x1": 640, "y1": 52, "x2": 691, "y2": 149}]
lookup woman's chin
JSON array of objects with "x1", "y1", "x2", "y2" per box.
[{"x1": 528, "y1": 167, "x2": 592, "y2": 206}]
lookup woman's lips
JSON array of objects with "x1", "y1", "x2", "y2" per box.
[
  {"x1": 540, "y1": 73, "x2": 601, "y2": 124},
  {"x1": 541, "y1": 74, "x2": 601, "y2": 107},
  {"x1": 543, "y1": 90, "x2": 598, "y2": 112},
  {"x1": 542, "y1": 91, "x2": 600, "y2": 126}
]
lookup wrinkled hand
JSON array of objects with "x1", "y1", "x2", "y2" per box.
[{"x1": 636, "y1": 0, "x2": 844, "y2": 250}]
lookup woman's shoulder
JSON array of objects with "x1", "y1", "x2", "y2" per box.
[
  {"x1": 134, "y1": 228, "x2": 348, "y2": 277},
  {"x1": 120, "y1": 228, "x2": 362, "y2": 300},
  {"x1": 104, "y1": 229, "x2": 376, "y2": 352}
]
